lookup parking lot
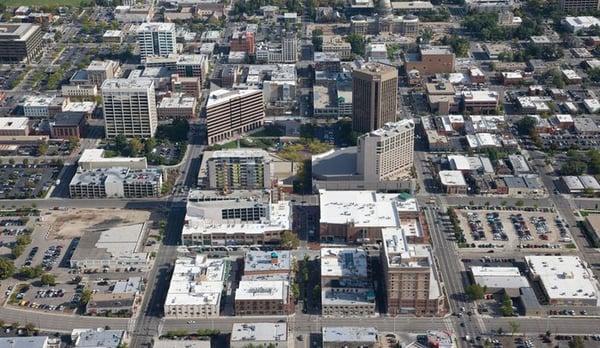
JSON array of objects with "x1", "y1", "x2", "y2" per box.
[
  {"x1": 0, "y1": 164, "x2": 61, "y2": 199},
  {"x1": 0, "y1": 217, "x2": 30, "y2": 256},
  {"x1": 456, "y1": 209, "x2": 575, "y2": 252}
]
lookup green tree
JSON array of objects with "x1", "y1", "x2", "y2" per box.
[
  {"x1": 128, "y1": 138, "x2": 143, "y2": 156},
  {"x1": 312, "y1": 284, "x2": 321, "y2": 301},
  {"x1": 465, "y1": 284, "x2": 486, "y2": 300},
  {"x1": 501, "y1": 293, "x2": 514, "y2": 316},
  {"x1": 280, "y1": 231, "x2": 300, "y2": 249},
  {"x1": 37, "y1": 141, "x2": 49, "y2": 156},
  {"x1": 114, "y1": 134, "x2": 128, "y2": 155},
  {"x1": 516, "y1": 116, "x2": 537, "y2": 135},
  {"x1": 40, "y1": 273, "x2": 56, "y2": 286},
  {"x1": 0, "y1": 258, "x2": 15, "y2": 280},
  {"x1": 345, "y1": 33, "x2": 366, "y2": 56},
  {"x1": 11, "y1": 244, "x2": 25, "y2": 259},
  {"x1": 560, "y1": 161, "x2": 587, "y2": 176},
  {"x1": 24, "y1": 323, "x2": 36, "y2": 334},
  {"x1": 144, "y1": 138, "x2": 157, "y2": 155},
  {"x1": 569, "y1": 336, "x2": 585, "y2": 348},
  {"x1": 19, "y1": 265, "x2": 43, "y2": 279},
  {"x1": 67, "y1": 136, "x2": 80, "y2": 151},
  {"x1": 312, "y1": 29, "x2": 323, "y2": 51},
  {"x1": 509, "y1": 320, "x2": 519, "y2": 336},
  {"x1": 290, "y1": 282, "x2": 299, "y2": 299},
  {"x1": 442, "y1": 35, "x2": 469, "y2": 57},
  {"x1": 80, "y1": 288, "x2": 92, "y2": 305},
  {"x1": 420, "y1": 27, "x2": 434, "y2": 43}
]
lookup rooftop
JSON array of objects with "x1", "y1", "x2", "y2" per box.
[
  {"x1": 0, "y1": 117, "x2": 28, "y2": 130},
  {"x1": 235, "y1": 280, "x2": 288, "y2": 301},
  {"x1": 101, "y1": 78, "x2": 154, "y2": 90},
  {"x1": 244, "y1": 250, "x2": 291, "y2": 274},
  {"x1": 230, "y1": 323, "x2": 287, "y2": 342},
  {"x1": 206, "y1": 88, "x2": 261, "y2": 108},
  {"x1": 0, "y1": 23, "x2": 40, "y2": 41},
  {"x1": 439, "y1": 170, "x2": 466, "y2": 186},
  {"x1": 322, "y1": 327, "x2": 378, "y2": 343},
  {"x1": 158, "y1": 94, "x2": 196, "y2": 109},
  {"x1": 470, "y1": 266, "x2": 530, "y2": 289},
  {"x1": 71, "y1": 223, "x2": 147, "y2": 264},
  {"x1": 0, "y1": 337, "x2": 49, "y2": 348},
  {"x1": 71, "y1": 328, "x2": 125, "y2": 348},
  {"x1": 322, "y1": 287, "x2": 375, "y2": 305},
  {"x1": 137, "y1": 22, "x2": 175, "y2": 32},
  {"x1": 320, "y1": 248, "x2": 368, "y2": 279},
  {"x1": 165, "y1": 254, "x2": 226, "y2": 306}
]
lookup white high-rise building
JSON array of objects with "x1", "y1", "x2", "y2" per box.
[
  {"x1": 101, "y1": 78, "x2": 157, "y2": 138},
  {"x1": 136, "y1": 22, "x2": 176, "y2": 58},
  {"x1": 357, "y1": 119, "x2": 415, "y2": 182},
  {"x1": 282, "y1": 33, "x2": 297, "y2": 63}
]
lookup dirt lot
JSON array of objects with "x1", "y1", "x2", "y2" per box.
[
  {"x1": 456, "y1": 209, "x2": 575, "y2": 252},
  {"x1": 41, "y1": 208, "x2": 151, "y2": 239}
]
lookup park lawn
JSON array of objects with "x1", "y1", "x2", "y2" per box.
[{"x1": 1, "y1": 0, "x2": 83, "y2": 6}]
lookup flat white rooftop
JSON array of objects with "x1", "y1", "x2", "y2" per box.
[
  {"x1": 470, "y1": 266, "x2": 530, "y2": 289},
  {"x1": 244, "y1": 250, "x2": 291, "y2": 273},
  {"x1": 526, "y1": 256, "x2": 600, "y2": 304},
  {"x1": 137, "y1": 22, "x2": 175, "y2": 32},
  {"x1": 206, "y1": 88, "x2": 261, "y2": 108},
  {"x1": 320, "y1": 248, "x2": 368, "y2": 279},
  {"x1": 235, "y1": 280, "x2": 288, "y2": 301},
  {"x1": 322, "y1": 327, "x2": 378, "y2": 343},
  {"x1": 165, "y1": 255, "x2": 226, "y2": 306},
  {"x1": 0, "y1": 117, "x2": 28, "y2": 130},
  {"x1": 439, "y1": 170, "x2": 466, "y2": 187},
  {"x1": 231, "y1": 323, "x2": 287, "y2": 342}
]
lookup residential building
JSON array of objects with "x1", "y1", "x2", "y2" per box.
[
  {"x1": 206, "y1": 149, "x2": 273, "y2": 190},
  {"x1": 352, "y1": 62, "x2": 398, "y2": 133},
  {"x1": 157, "y1": 94, "x2": 197, "y2": 119},
  {"x1": 0, "y1": 117, "x2": 29, "y2": 136},
  {"x1": 0, "y1": 23, "x2": 43, "y2": 63},
  {"x1": 182, "y1": 190, "x2": 291, "y2": 246},
  {"x1": 230, "y1": 323, "x2": 289, "y2": 348},
  {"x1": 50, "y1": 112, "x2": 86, "y2": 139},
  {"x1": 69, "y1": 223, "x2": 149, "y2": 271},
  {"x1": 235, "y1": 280, "x2": 293, "y2": 315},
  {"x1": 381, "y1": 228, "x2": 445, "y2": 316},
  {"x1": 137, "y1": 22, "x2": 176, "y2": 58},
  {"x1": 357, "y1": 120, "x2": 415, "y2": 182},
  {"x1": 205, "y1": 89, "x2": 264, "y2": 145},
  {"x1": 403, "y1": 45, "x2": 455, "y2": 75},
  {"x1": 101, "y1": 78, "x2": 158, "y2": 138},
  {"x1": 164, "y1": 254, "x2": 226, "y2": 318},
  {"x1": 103, "y1": 30, "x2": 123, "y2": 43},
  {"x1": 322, "y1": 327, "x2": 379, "y2": 348}
]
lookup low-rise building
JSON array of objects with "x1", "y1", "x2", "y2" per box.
[
  {"x1": 86, "y1": 277, "x2": 142, "y2": 316},
  {"x1": 322, "y1": 327, "x2": 379, "y2": 348},
  {"x1": 157, "y1": 94, "x2": 197, "y2": 119},
  {"x1": 404, "y1": 45, "x2": 455, "y2": 75},
  {"x1": 469, "y1": 266, "x2": 529, "y2": 293},
  {"x1": 71, "y1": 328, "x2": 127, "y2": 348},
  {"x1": 0, "y1": 117, "x2": 29, "y2": 136},
  {"x1": 69, "y1": 167, "x2": 162, "y2": 199},
  {"x1": 321, "y1": 287, "x2": 376, "y2": 317},
  {"x1": 230, "y1": 323, "x2": 289, "y2": 348},
  {"x1": 78, "y1": 149, "x2": 147, "y2": 170},
  {"x1": 234, "y1": 280, "x2": 293, "y2": 315},
  {"x1": 50, "y1": 112, "x2": 86, "y2": 139},
  {"x1": 70, "y1": 223, "x2": 149, "y2": 271},
  {"x1": 164, "y1": 254, "x2": 226, "y2": 318},
  {"x1": 439, "y1": 170, "x2": 467, "y2": 194}
]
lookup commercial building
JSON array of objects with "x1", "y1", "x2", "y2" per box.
[
  {"x1": 583, "y1": 215, "x2": 600, "y2": 246},
  {"x1": 101, "y1": 78, "x2": 158, "y2": 138},
  {"x1": 357, "y1": 120, "x2": 414, "y2": 182},
  {"x1": 243, "y1": 250, "x2": 291, "y2": 279},
  {"x1": 0, "y1": 23, "x2": 43, "y2": 63},
  {"x1": 206, "y1": 149, "x2": 273, "y2": 190},
  {"x1": 137, "y1": 22, "x2": 176, "y2": 58},
  {"x1": 176, "y1": 54, "x2": 209, "y2": 80},
  {"x1": 157, "y1": 94, "x2": 197, "y2": 119},
  {"x1": 563, "y1": 16, "x2": 600, "y2": 32},
  {"x1": 23, "y1": 95, "x2": 65, "y2": 118},
  {"x1": 350, "y1": 15, "x2": 419, "y2": 36},
  {"x1": 50, "y1": 112, "x2": 86, "y2": 139},
  {"x1": 469, "y1": 266, "x2": 529, "y2": 293},
  {"x1": 86, "y1": 277, "x2": 142, "y2": 316},
  {"x1": 230, "y1": 31, "x2": 256, "y2": 55},
  {"x1": 381, "y1": 228, "x2": 445, "y2": 316},
  {"x1": 230, "y1": 323, "x2": 289, "y2": 348},
  {"x1": 61, "y1": 84, "x2": 98, "y2": 99},
  {"x1": 0, "y1": 337, "x2": 54, "y2": 348},
  {"x1": 322, "y1": 36, "x2": 353, "y2": 60},
  {"x1": 171, "y1": 74, "x2": 202, "y2": 98},
  {"x1": 78, "y1": 149, "x2": 147, "y2": 170},
  {"x1": 69, "y1": 167, "x2": 162, "y2": 199},
  {"x1": 438, "y1": 170, "x2": 467, "y2": 194},
  {"x1": 404, "y1": 45, "x2": 455, "y2": 75},
  {"x1": 318, "y1": 189, "x2": 420, "y2": 243},
  {"x1": 70, "y1": 223, "x2": 149, "y2": 271},
  {"x1": 71, "y1": 329, "x2": 126, "y2": 348},
  {"x1": 352, "y1": 62, "x2": 398, "y2": 133},
  {"x1": 322, "y1": 327, "x2": 379, "y2": 348},
  {"x1": 560, "y1": 0, "x2": 599, "y2": 12},
  {"x1": 182, "y1": 190, "x2": 292, "y2": 245},
  {"x1": 205, "y1": 89, "x2": 264, "y2": 145},
  {"x1": 164, "y1": 254, "x2": 226, "y2": 318},
  {"x1": 282, "y1": 33, "x2": 298, "y2": 63},
  {"x1": 87, "y1": 60, "x2": 121, "y2": 87},
  {"x1": 320, "y1": 248, "x2": 376, "y2": 316},
  {"x1": 0, "y1": 117, "x2": 29, "y2": 136},
  {"x1": 525, "y1": 256, "x2": 600, "y2": 306},
  {"x1": 234, "y1": 280, "x2": 293, "y2": 315}
]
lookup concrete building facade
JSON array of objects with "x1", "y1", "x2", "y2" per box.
[{"x1": 352, "y1": 63, "x2": 398, "y2": 133}]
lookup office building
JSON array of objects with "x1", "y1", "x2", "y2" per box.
[
  {"x1": 171, "y1": 74, "x2": 201, "y2": 98},
  {"x1": 69, "y1": 223, "x2": 149, "y2": 271},
  {"x1": 243, "y1": 250, "x2": 292, "y2": 280},
  {"x1": 230, "y1": 323, "x2": 289, "y2": 348},
  {"x1": 439, "y1": 170, "x2": 467, "y2": 194},
  {"x1": 381, "y1": 228, "x2": 445, "y2": 316},
  {"x1": 86, "y1": 277, "x2": 142, "y2": 316},
  {"x1": 560, "y1": 0, "x2": 599, "y2": 12},
  {"x1": 357, "y1": 120, "x2": 415, "y2": 182},
  {"x1": 404, "y1": 45, "x2": 455, "y2": 75},
  {"x1": 157, "y1": 94, "x2": 197, "y2": 119},
  {"x1": 137, "y1": 22, "x2": 176, "y2": 58},
  {"x1": 182, "y1": 190, "x2": 291, "y2": 246},
  {"x1": 282, "y1": 32, "x2": 298, "y2": 63},
  {"x1": 235, "y1": 280, "x2": 293, "y2": 315},
  {"x1": 50, "y1": 112, "x2": 86, "y2": 139},
  {"x1": 206, "y1": 149, "x2": 273, "y2": 190},
  {"x1": 101, "y1": 78, "x2": 158, "y2": 138},
  {"x1": 205, "y1": 89, "x2": 264, "y2": 145},
  {"x1": 352, "y1": 62, "x2": 398, "y2": 133},
  {"x1": 0, "y1": 23, "x2": 43, "y2": 63},
  {"x1": 164, "y1": 254, "x2": 226, "y2": 318},
  {"x1": 23, "y1": 95, "x2": 65, "y2": 118},
  {"x1": 230, "y1": 30, "x2": 256, "y2": 55},
  {"x1": 176, "y1": 54, "x2": 209, "y2": 80},
  {"x1": 87, "y1": 60, "x2": 121, "y2": 87},
  {"x1": 0, "y1": 117, "x2": 29, "y2": 136}
]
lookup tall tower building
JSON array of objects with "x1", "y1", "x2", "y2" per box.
[
  {"x1": 101, "y1": 78, "x2": 158, "y2": 138},
  {"x1": 352, "y1": 62, "x2": 398, "y2": 133},
  {"x1": 136, "y1": 22, "x2": 176, "y2": 58},
  {"x1": 282, "y1": 32, "x2": 298, "y2": 63},
  {"x1": 357, "y1": 119, "x2": 414, "y2": 182}
]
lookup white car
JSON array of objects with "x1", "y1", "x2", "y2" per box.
[{"x1": 187, "y1": 320, "x2": 196, "y2": 324}]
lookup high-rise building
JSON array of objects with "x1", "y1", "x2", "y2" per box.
[
  {"x1": 206, "y1": 149, "x2": 273, "y2": 190},
  {"x1": 560, "y1": 0, "x2": 598, "y2": 11},
  {"x1": 205, "y1": 89, "x2": 264, "y2": 145},
  {"x1": 136, "y1": 22, "x2": 176, "y2": 58},
  {"x1": 381, "y1": 228, "x2": 445, "y2": 316},
  {"x1": 352, "y1": 62, "x2": 398, "y2": 133},
  {"x1": 101, "y1": 78, "x2": 157, "y2": 138},
  {"x1": 282, "y1": 32, "x2": 298, "y2": 63},
  {"x1": 0, "y1": 23, "x2": 43, "y2": 63},
  {"x1": 357, "y1": 120, "x2": 415, "y2": 182}
]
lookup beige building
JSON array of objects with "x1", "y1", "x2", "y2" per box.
[
  {"x1": 157, "y1": 94, "x2": 197, "y2": 119},
  {"x1": 322, "y1": 36, "x2": 353, "y2": 60},
  {"x1": 230, "y1": 323, "x2": 290, "y2": 348},
  {"x1": 206, "y1": 149, "x2": 273, "y2": 190},
  {"x1": 352, "y1": 62, "x2": 398, "y2": 133},
  {"x1": 0, "y1": 117, "x2": 29, "y2": 136},
  {"x1": 234, "y1": 280, "x2": 294, "y2": 316},
  {"x1": 357, "y1": 120, "x2": 414, "y2": 182},
  {"x1": 87, "y1": 60, "x2": 120, "y2": 87},
  {"x1": 404, "y1": 45, "x2": 455, "y2": 75},
  {"x1": 101, "y1": 78, "x2": 157, "y2": 138},
  {"x1": 381, "y1": 229, "x2": 445, "y2": 316},
  {"x1": 205, "y1": 89, "x2": 264, "y2": 145}
]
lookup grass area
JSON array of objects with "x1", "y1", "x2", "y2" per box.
[
  {"x1": 579, "y1": 210, "x2": 600, "y2": 217},
  {"x1": 1, "y1": 0, "x2": 83, "y2": 6}
]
